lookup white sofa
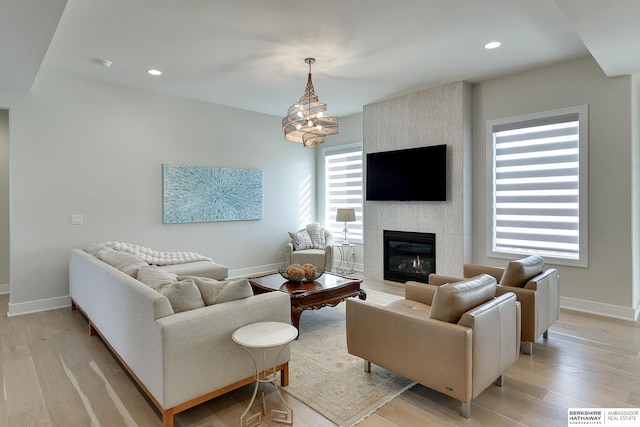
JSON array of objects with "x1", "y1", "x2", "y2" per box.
[{"x1": 69, "y1": 248, "x2": 291, "y2": 427}]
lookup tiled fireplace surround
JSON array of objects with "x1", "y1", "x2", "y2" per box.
[{"x1": 363, "y1": 81, "x2": 472, "y2": 281}]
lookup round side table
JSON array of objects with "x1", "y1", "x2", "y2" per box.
[
  {"x1": 232, "y1": 321, "x2": 298, "y2": 426},
  {"x1": 334, "y1": 243, "x2": 356, "y2": 274}
]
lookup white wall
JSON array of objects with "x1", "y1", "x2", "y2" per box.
[
  {"x1": 317, "y1": 113, "x2": 365, "y2": 270},
  {"x1": 2, "y1": 68, "x2": 315, "y2": 315},
  {"x1": 331, "y1": 57, "x2": 638, "y2": 319},
  {"x1": 0, "y1": 109, "x2": 8, "y2": 289},
  {"x1": 632, "y1": 72, "x2": 640, "y2": 315},
  {"x1": 362, "y1": 82, "x2": 472, "y2": 280},
  {"x1": 472, "y1": 56, "x2": 636, "y2": 319}
]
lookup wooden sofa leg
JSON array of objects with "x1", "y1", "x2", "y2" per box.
[
  {"x1": 521, "y1": 341, "x2": 533, "y2": 355},
  {"x1": 543, "y1": 330, "x2": 549, "y2": 339},
  {"x1": 461, "y1": 401, "x2": 471, "y2": 418},
  {"x1": 162, "y1": 409, "x2": 174, "y2": 427},
  {"x1": 364, "y1": 360, "x2": 371, "y2": 373},
  {"x1": 280, "y1": 362, "x2": 289, "y2": 387},
  {"x1": 494, "y1": 375, "x2": 504, "y2": 387}
]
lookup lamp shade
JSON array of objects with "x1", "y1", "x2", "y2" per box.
[{"x1": 336, "y1": 208, "x2": 356, "y2": 222}]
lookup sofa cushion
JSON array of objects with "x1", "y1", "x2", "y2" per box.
[
  {"x1": 289, "y1": 230, "x2": 314, "y2": 251},
  {"x1": 385, "y1": 299, "x2": 431, "y2": 320},
  {"x1": 96, "y1": 247, "x2": 148, "y2": 277},
  {"x1": 306, "y1": 223, "x2": 326, "y2": 249},
  {"x1": 290, "y1": 248, "x2": 327, "y2": 266},
  {"x1": 429, "y1": 274, "x2": 497, "y2": 323},
  {"x1": 500, "y1": 255, "x2": 545, "y2": 287},
  {"x1": 157, "y1": 278, "x2": 205, "y2": 313},
  {"x1": 179, "y1": 276, "x2": 254, "y2": 305},
  {"x1": 137, "y1": 265, "x2": 178, "y2": 289},
  {"x1": 159, "y1": 261, "x2": 228, "y2": 280}
]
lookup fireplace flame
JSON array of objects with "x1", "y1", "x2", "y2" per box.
[{"x1": 413, "y1": 255, "x2": 422, "y2": 269}]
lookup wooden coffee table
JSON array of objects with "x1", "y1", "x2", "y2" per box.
[{"x1": 248, "y1": 272, "x2": 366, "y2": 330}]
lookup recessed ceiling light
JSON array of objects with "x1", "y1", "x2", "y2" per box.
[
  {"x1": 98, "y1": 59, "x2": 112, "y2": 68},
  {"x1": 147, "y1": 69, "x2": 162, "y2": 76},
  {"x1": 484, "y1": 41, "x2": 501, "y2": 50}
]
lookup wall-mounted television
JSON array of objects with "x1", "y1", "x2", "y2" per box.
[{"x1": 366, "y1": 144, "x2": 447, "y2": 201}]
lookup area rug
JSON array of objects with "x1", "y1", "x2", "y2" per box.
[{"x1": 284, "y1": 289, "x2": 416, "y2": 427}]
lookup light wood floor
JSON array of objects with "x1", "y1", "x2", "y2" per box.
[{"x1": 1, "y1": 277, "x2": 639, "y2": 427}]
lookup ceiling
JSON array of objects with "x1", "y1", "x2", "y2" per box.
[{"x1": 2, "y1": 0, "x2": 640, "y2": 118}]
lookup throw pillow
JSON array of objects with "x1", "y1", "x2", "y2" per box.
[
  {"x1": 137, "y1": 265, "x2": 178, "y2": 289},
  {"x1": 500, "y1": 255, "x2": 545, "y2": 287},
  {"x1": 217, "y1": 278, "x2": 254, "y2": 304},
  {"x1": 157, "y1": 278, "x2": 205, "y2": 313},
  {"x1": 83, "y1": 242, "x2": 105, "y2": 256},
  {"x1": 289, "y1": 230, "x2": 313, "y2": 251},
  {"x1": 182, "y1": 276, "x2": 226, "y2": 305},
  {"x1": 179, "y1": 276, "x2": 253, "y2": 305},
  {"x1": 429, "y1": 274, "x2": 497, "y2": 323},
  {"x1": 306, "y1": 223, "x2": 326, "y2": 249},
  {"x1": 96, "y1": 247, "x2": 148, "y2": 277}
]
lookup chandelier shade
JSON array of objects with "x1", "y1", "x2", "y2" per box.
[{"x1": 282, "y1": 58, "x2": 339, "y2": 147}]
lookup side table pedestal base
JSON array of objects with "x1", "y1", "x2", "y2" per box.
[{"x1": 233, "y1": 322, "x2": 297, "y2": 427}]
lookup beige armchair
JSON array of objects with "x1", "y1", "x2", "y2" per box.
[
  {"x1": 429, "y1": 255, "x2": 559, "y2": 355},
  {"x1": 285, "y1": 225, "x2": 334, "y2": 271},
  {"x1": 346, "y1": 275, "x2": 520, "y2": 418}
]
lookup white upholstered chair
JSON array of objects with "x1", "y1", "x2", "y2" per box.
[{"x1": 285, "y1": 225, "x2": 334, "y2": 271}]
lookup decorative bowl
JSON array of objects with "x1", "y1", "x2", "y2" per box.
[{"x1": 278, "y1": 264, "x2": 324, "y2": 283}]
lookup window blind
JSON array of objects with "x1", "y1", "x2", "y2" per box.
[
  {"x1": 324, "y1": 146, "x2": 363, "y2": 243},
  {"x1": 492, "y1": 113, "x2": 580, "y2": 259}
]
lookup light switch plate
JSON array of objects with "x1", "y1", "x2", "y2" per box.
[{"x1": 71, "y1": 214, "x2": 83, "y2": 225}]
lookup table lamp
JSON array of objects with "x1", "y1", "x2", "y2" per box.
[{"x1": 336, "y1": 208, "x2": 356, "y2": 244}]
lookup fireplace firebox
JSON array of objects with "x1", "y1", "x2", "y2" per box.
[{"x1": 383, "y1": 230, "x2": 435, "y2": 283}]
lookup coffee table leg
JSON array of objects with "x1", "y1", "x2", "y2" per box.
[{"x1": 291, "y1": 307, "x2": 303, "y2": 330}]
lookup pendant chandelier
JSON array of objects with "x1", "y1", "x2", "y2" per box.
[{"x1": 282, "y1": 58, "x2": 339, "y2": 147}]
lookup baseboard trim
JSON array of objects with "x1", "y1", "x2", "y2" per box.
[
  {"x1": 229, "y1": 263, "x2": 282, "y2": 279},
  {"x1": 0, "y1": 283, "x2": 9, "y2": 295},
  {"x1": 560, "y1": 296, "x2": 638, "y2": 321},
  {"x1": 7, "y1": 295, "x2": 71, "y2": 317}
]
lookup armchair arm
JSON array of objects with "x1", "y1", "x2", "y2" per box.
[
  {"x1": 346, "y1": 299, "x2": 472, "y2": 403},
  {"x1": 405, "y1": 281, "x2": 438, "y2": 305},
  {"x1": 525, "y1": 269, "x2": 560, "y2": 331},
  {"x1": 498, "y1": 268, "x2": 559, "y2": 342},
  {"x1": 458, "y1": 293, "x2": 520, "y2": 399},
  {"x1": 324, "y1": 230, "x2": 334, "y2": 246},
  {"x1": 284, "y1": 242, "x2": 294, "y2": 264},
  {"x1": 462, "y1": 264, "x2": 504, "y2": 282},
  {"x1": 324, "y1": 244, "x2": 333, "y2": 271},
  {"x1": 428, "y1": 273, "x2": 463, "y2": 286},
  {"x1": 495, "y1": 285, "x2": 535, "y2": 340}
]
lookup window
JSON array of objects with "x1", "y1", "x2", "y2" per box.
[
  {"x1": 323, "y1": 144, "x2": 363, "y2": 244},
  {"x1": 487, "y1": 105, "x2": 588, "y2": 267}
]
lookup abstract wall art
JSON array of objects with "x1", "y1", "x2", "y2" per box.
[{"x1": 162, "y1": 164, "x2": 263, "y2": 223}]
